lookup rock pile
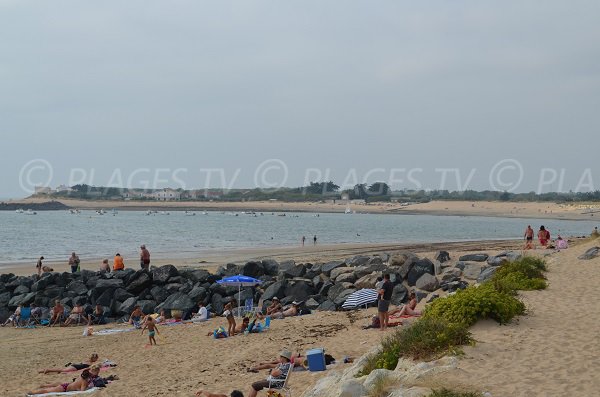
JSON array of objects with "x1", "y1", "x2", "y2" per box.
[{"x1": 0, "y1": 250, "x2": 522, "y2": 323}]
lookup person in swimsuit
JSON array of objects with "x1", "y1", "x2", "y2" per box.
[
  {"x1": 247, "y1": 352, "x2": 303, "y2": 372},
  {"x1": 140, "y1": 244, "x2": 150, "y2": 270},
  {"x1": 141, "y1": 316, "x2": 160, "y2": 345},
  {"x1": 129, "y1": 305, "x2": 144, "y2": 325},
  {"x1": 223, "y1": 301, "x2": 237, "y2": 337},
  {"x1": 538, "y1": 225, "x2": 551, "y2": 247},
  {"x1": 62, "y1": 302, "x2": 84, "y2": 326},
  {"x1": 29, "y1": 369, "x2": 93, "y2": 394},
  {"x1": 49, "y1": 300, "x2": 64, "y2": 327},
  {"x1": 394, "y1": 291, "x2": 422, "y2": 317},
  {"x1": 36, "y1": 256, "x2": 44, "y2": 278},
  {"x1": 38, "y1": 353, "x2": 99, "y2": 374},
  {"x1": 524, "y1": 225, "x2": 534, "y2": 250},
  {"x1": 265, "y1": 297, "x2": 282, "y2": 315}
]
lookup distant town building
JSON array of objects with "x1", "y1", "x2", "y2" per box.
[
  {"x1": 153, "y1": 188, "x2": 181, "y2": 201},
  {"x1": 55, "y1": 184, "x2": 72, "y2": 193}
]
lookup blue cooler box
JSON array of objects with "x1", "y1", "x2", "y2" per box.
[{"x1": 306, "y1": 348, "x2": 326, "y2": 371}]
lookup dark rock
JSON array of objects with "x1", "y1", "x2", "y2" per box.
[
  {"x1": 390, "y1": 284, "x2": 408, "y2": 305},
  {"x1": 150, "y1": 286, "x2": 169, "y2": 303},
  {"x1": 327, "y1": 282, "x2": 355, "y2": 302},
  {"x1": 345, "y1": 255, "x2": 370, "y2": 267},
  {"x1": 353, "y1": 264, "x2": 387, "y2": 279},
  {"x1": 179, "y1": 269, "x2": 211, "y2": 283},
  {"x1": 487, "y1": 256, "x2": 508, "y2": 266},
  {"x1": 455, "y1": 262, "x2": 467, "y2": 271},
  {"x1": 330, "y1": 267, "x2": 354, "y2": 280},
  {"x1": 118, "y1": 297, "x2": 138, "y2": 314},
  {"x1": 427, "y1": 294, "x2": 440, "y2": 303},
  {"x1": 85, "y1": 276, "x2": 100, "y2": 289},
  {"x1": 126, "y1": 271, "x2": 153, "y2": 294},
  {"x1": 43, "y1": 286, "x2": 65, "y2": 300},
  {"x1": 31, "y1": 274, "x2": 54, "y2": 292},
  {"x1": 578, "y1": 247, "x2": 600, "y2": 260},
  {"x1": 318, "y1": 281, "x2": 334, "y2": 297},
  {"x1": 208, "y1": 282, "x2": 226, "y2": 296},
  {"x1": 477, "y1": 267, "x2": 498, "y2": 283},
  {"x1": 113, "y1": 288, "x2": 134, "y2": 302},
  {"x1": 334, "y1": 288, "x2": 356, "y2": 306},
  {"x1": 355, "y1": 273, "x2": 381, "y2": 289},
  {"x1": 167, "y1": 276, "x2": 185, "y2": 286},
  {"x1": 188, "y1": 285, "x2": 207, "y2": 302},
  {"x1": 235, "y1": 288, "x2": 255, "y2": 304},
  {"x1": 283, "y1": 264, "x2": 306, "y2": 279},
  {"x1": 278, "y1": 260, "x2": 296, "y2": 272},
  {"x1": 399, "y1": 256, "x2": 418, "y2": 279},
  {"x1": 415, "y1": 290, "x2": 428, "y2": 302},
  {"x1": 435, "y1": 251, "x2": 451, "y2": 263},
  {"x1": 0, "y1": 273, "x2": 15, "y2": 283},
  {"x1": 242, "y1": 261, "x2": 264, "y2": 278},
  {"x1": 368, "y1": 256, "x2": 384, "y2": 266},
  {"x1": 210, "y1": 293, "x2": 224, "y2": 315},
  {"x1": 441, "y1": 268, "x2": 462, "y2": 282},
  {"x1": 152, "y1": 265, "x2": 179, "y2": 284},
  {"x1": 459, "y1": 253, "x2": 489, "y2": 262},
  {"x1": 13, "y1": 285, "x2": 30, "y2": 295},
  {"x1": 284, "y1": 280, "x2": 314, "y2": 302},
  {"x1": 321, "y1": 261, "x2": 345, "y2": 276},
  {"x1": 463, "y1": 264, "x2": 484, "y2": 280},
  {"x1": 160, "y1": 292, "x2": 195, "y2": 312},
  {"x1": 335, "y1": 273, "x2": 357, "y2": 284},
  {"x1": 0, "y1": 306, "x2": 10, "y2": 323},
  {"x1": 317, "y1": 300, "x2": 337, "y2": 311},
  {"x1": 305, "y1": 298, "x2": 320, "y2": 310},
  {"x1": 95, "y1": 289, "x2": 114, "y2": 307},
  {"x1": 54, "y1": 272, "x2": 74, "y2": 287},
  {"x1": 415, "y1": 273, "x2": 439, "y2": 292},
  {"x1": 261, "y1": 280, "x2": 286, "y2": 301},
  {"x1": 8, "y1": 292, "x2": 36, "y2": 307},
  {"x1": 304, "y1": 263, "x2": 322, "y2": 279},
  {"x1": 95, "y1": 278, "x2": 124, "y2": 291},
  {"x1": 165, "y1": 283, "x2": 183, "y2": 293},
  {"x1": 0, "y1": 291, "x2": 11, "y2": 306},
  {"x1": 216, "y1": 263, "x2": 240, "y2": 277},
  {"x1": 261, "y1": 259, "x2": 280, "y2": 276},
  {"x1": 137, "y1": 300, "x2": 157, "y2": 314},
  {"x1": 312, "y1": 275, "x2": 326, "y2": 291},
  {"x1": 407, "y1": 259, "x2": 435, "y2": 286},
  {"x1": 67, "y1": 281, "x2": 88, "y2": 296}
]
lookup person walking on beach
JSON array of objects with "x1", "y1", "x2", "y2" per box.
[
  {"x1": 69, "y1": 252, "x2": 80, "y2": 273},
  {"x1": 538, "y1": 226, "x2": 551, "y2": 247},
  {"x1": 378, "y1": 274, "x2": 393, "y2": 331},
  {"x1": 141, "y1": 316, "x2": 160, "y2": 346},
  {"x1": 140, "y1": 244, "x2": 150, "y2": 270},
  {"x1": 524, "y1": 225, "x2": 534, "y2": 250},
  {"x1": 36, "y1": 256, "x2": 44, "y2": 277},
  {"x1": 113, "y1": 253, "x2": 124, "y2": 271},
  {"x1": 313, "y1": 235, "x2": 317, "y2": 245},
  {"x1": 301, "y1": 236, "x2": 306, "y2": 246}
]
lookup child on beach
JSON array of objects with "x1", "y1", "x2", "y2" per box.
[
  {"x1": 223, "y1": 302, "x2": 237, "y2": 337},
  {"x1": 141, "y1": 316, "x2": 160, "y2": 346}
]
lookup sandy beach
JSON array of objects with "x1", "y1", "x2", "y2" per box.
[
  {"x1": 6, "y1": 197, "x2": 600, "y2": 221},
  {"x1": 1, "y1": 237, "x2": 598, "y2": 396}
]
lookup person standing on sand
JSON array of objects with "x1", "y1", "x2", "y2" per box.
[
  {"x1": 113, "y1": 253, "x2": 124, "y2": 271},
  {"x1": 301, "y1": 236, "x2": 306, "y2": 246},
  {"x1": 69, "y1": 252, "x2": 80, "y2": 273},
  {"x1": 141, "y1": 316, "x2": 160, "y2": 345},
  {"x1": 378, "y1": 274, "x2": 393, "y2": 331},
  {"x1": 538, "y1": 225, "x2": 551, "y2": 247},
  {"x1": 36, "y1": 256, "x2": 44, "y2": 277},
  {"x1": 140, "y1": 244, "x2": 150, "y2": 270},
  {"x1": 524, "y1": 225, "x2": 534, "y2": 250},
  {"x1": 313, "y1": 235, "x2": 317, "y2": 245}
]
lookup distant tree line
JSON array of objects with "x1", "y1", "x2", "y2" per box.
[{"x1": 41, "y1": 183, "x2": 600, "y2": 203}]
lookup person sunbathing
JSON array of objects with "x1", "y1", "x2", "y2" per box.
[
  {"x1": 62, "y1": 302, "x2": 84, "y2": 326},
  {"x1": 234, "y1": 317, "x2": 250, "y2": 334},
  {"x1": 29, "y1": 369, "x2": 94, "y2": 395},
  {"x1": 38, "y1": 353, "x2": 99, "y2": 374},
  {"x1": 49, "y1": 300, "x2": 64, "y2": 327},
  {"x1": 265, "y1": 297, "x2": 282, "y2": 315},
  {"x1": 129, "y1": 305, "x2": 144, "y2": 325},
  {"x1": 247, "y1": 350, "x2": 292, "y2": 397},
  {"x1": 196, "y1": 390, "x2": 244, "y2": 397},
  {"x1": 271, "y1": 301, "x2": 300, "y2": 319},
  {"x1": 392, "y1": 292, "x2": 421, "y2": 318},
  {"x1": 247, "y1": 352, "x2": 303, "y2": 372}
]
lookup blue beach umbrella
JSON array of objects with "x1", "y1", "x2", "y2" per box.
[{"x1": 217, "y1": 275, "x2": 262, "y2": 317}]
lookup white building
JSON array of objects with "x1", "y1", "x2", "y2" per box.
[
  {"x1": 153, "y1": 189, "x2": 181, "y2": 201},
  {"x1": 55, "y1": 184, "x2": 72, "y2": 193}
]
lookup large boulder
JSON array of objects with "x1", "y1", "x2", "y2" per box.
[
  {"x1": 318, "y1": 300, "x2": 337, "y2": 311},
  {"x1": 304, "y1": 263, "x2": 322, "y2": 279},
  {"x1": 441, "y1": 268, "x2": 462, "y2": 282},
  {"x1": 390, "y1": 284, "x2": 408, "y2": 305},
  {"x1": 210, "y1": 293, "x2": 224, "y2": 315},
  {"x1": 477, "y1": 267, "x2": 498, "y2": 283},
  {"x1": 126, "y1": 271, "x2": 153, "y2": 294},
  {"x1": 150, "y1": 286, "x2": 169, "y2": 303},
  {"x1": 188, "y1": 285, "x2": 207, "y2": 302},
  {"x1": 415, "y1": 273, "x2": 439, "y2": 292},
  {"x1": 165, "y1": 283, "x2": 183, "y2": 293},
  {"x1": 13, "y1": 285, "x2": 30, "y2": 295},
  {"x1": 353, "y1": 264, "x2": 386, "y2": 279},
  {"x1": 399, "y1": 256, "x2": 419, "y2": 279},
  {"x1": 578, "y1": 247, "x2": 600, "y2": 260},
  {"x1": 0, "y1": 291, "x2": 11, "y2": 306},
  {"x1": 261, "y1": 259, "x2": 280, "y2": 276},
  {"x1": 335, "y1": 273, "x2": 357, "y2": 284},
  {"x1": 242, "y1": 261, "x2": 264, "y2": 278},
  {"x1": 284, "y1": 281, "x2": 314, "y2": 302},
  {"x1": 67, "y1": 281, "x2": 88, "y2": 296},
  {"x1": 95, "y1": 278, "x2": 124, "y2": 291},
  {"x1": 43, "y1": 286, "x2": 65, "y2": 300},
  {"x1": 459, "y1": 253, "x2": 489, "y2": 262},
  {"x1": 435, "y1": 251, "x2": 451, "y2": 263},
  {"x1": 327, "y1": 283, "x2": 355, "y2": 303},
  {"x1": 355, "y1": 273, "x2": 381, "y2": 289},
  {"x1": 262, "y1": 280, "x2": 287, "y2": 300},
  {"x1": 137, "y1": 300, "x2": 157, "y2": 314},
  {"x1": 333, "y1": 288, "x2": 356, "y2": 306},
  {"x1": 463, "y1": 264, "x2": 484, "y2": 280},
  {"x1": 31, "y1": 274, "x2": 54, "y2": 292},
  {"x1": 283, "y1": 264, "x2": 306, "y2": 279},
  {"x1": 330, "y1": 267, "x2": 354, "y2": 280},
  {"x1": 234, "y1": 288, "x2": 255, "y2": 304},
  {"x1": 487, "y1": 256, "x2": 508, "y2": 266},
  {"x1": 118, "y1": 297, "x2": 138, "y2": 314},
  {"x1": 8, "y1": 292, "x2": 36, "y2": 308},
  {"x1": 345, "y1": 255, "x2": 371, "y2": 267},
  {"x1": 152, "y1": 265, "x2": 179, "y2": 284},
  {"x1": 161, "y1": 292, "x2": 195, "y2": 312},
  {"x1": 407, "y1": 259, "x2": 435, "y2": 286},
  {"x1": 94, "y1": 289, "x2": 114, "y2": 307},
  {"x1": 179, "y1": 269, "x2": 211, "y2": 283},
  {"x1": 389, "y1": 252, "x2": 417, "y2": 267},
  {"x1": 318, "y1": 281, "x2": 334, "y2": 297},
  {"x1": 216, "y1": 263, "x2": 240, "y2": 277},
  {"x1": 321, "y1": 261, "x2": 345, "y2": 276},
  {"x1": 114, "y1": 288, "x2": 134, "y2": 302},
  {"x1": 305, "y1": 298, "x2": 320, "y2": 310}
]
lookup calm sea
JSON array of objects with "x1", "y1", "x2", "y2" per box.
[{"x1": 0, "y1": 210, "x2": 596, "y2": 266}]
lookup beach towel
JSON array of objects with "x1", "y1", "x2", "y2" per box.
[
  {"x1": 27, "y1": 387, "x2": 99, "y2": 396},
  {"x1": 94, "y1": 327, "x2": 135, "y2": 336}
]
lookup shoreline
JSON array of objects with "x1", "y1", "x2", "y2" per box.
[{"x1": 3, "y1": 197, "x2": 600, "y2": 221}]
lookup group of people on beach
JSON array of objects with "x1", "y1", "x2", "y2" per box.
[{"x1": 523, "y1": 225, "x2": 568, "y2": 250}]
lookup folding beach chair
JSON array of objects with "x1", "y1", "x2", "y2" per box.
[
  {"x1": 267, "y1": 362, "x2": 294, "y2": 397},
  {"x1": 17, "y1": 307, "x2": 33, "y2": 327},
  {"x1": 241, "y1": 298, "x2": 254, "y2": 317}
]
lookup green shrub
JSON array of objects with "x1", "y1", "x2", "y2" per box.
[
  {"x1": 424, "y1": 283, "x2": 525, "y2": 326},
  {"x1": 491, "y1": 257, "x2": 547, "y2": 294},
  {"x1": 359, "y1": 317, "x2": 472, "y2": 375},
  {"x1": 428, "y1": 389, "x2": 480, "y2": 397}
]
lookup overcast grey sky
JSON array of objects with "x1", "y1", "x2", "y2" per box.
[{"x1": 1, "y1": 1, "x2": 599, "y2": 198}]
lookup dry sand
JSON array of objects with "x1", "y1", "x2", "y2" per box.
[
  {"x1": 9, "y1": 197, "x2": 600, "y2": 220},
  {"x1": 2, "y1": 239, "x2": 599, "y2": 397}
]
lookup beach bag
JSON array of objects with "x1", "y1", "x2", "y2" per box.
[
  {"x1": 213, "y1": 326, "x2": 228, "y2": 339},
  {"x1": 371, "y1": 316, "x2": 380, "y2": 328}
]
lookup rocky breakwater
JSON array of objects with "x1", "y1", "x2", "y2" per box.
[{"x1": 0, "y1": 249, "x2": 522, "y2": 324}]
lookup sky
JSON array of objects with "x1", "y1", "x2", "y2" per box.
[{"x1": 1, "y1": 1, "x2": 599, "y2": 199}]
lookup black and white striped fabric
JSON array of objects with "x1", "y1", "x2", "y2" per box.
[{"x1": 342, "y1": 288, "x2": 379, "y2": 309}]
